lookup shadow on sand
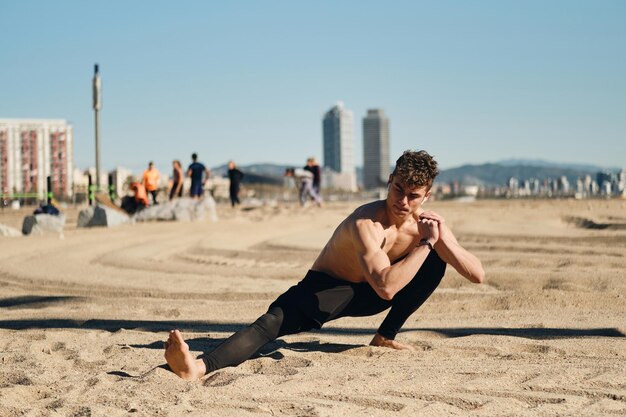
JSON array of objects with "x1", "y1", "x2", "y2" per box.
[
  {"x1": 0, "y1": 318, "x2": 623, "y2": 340},
  {"x1": 130, "y1": 337, "x2": 359, "y2": 355},
  {"x1": 106, "y1": 338, "x2": 360, "y2": 379},
  {"x1": 0, "y1": 295, "x2": 85, "y2": 309}
]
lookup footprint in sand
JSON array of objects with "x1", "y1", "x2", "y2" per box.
[
  {"x1": 46, "y1": 399, "x2": 64, "y2": 411},
  {"x1": 243, "y1": 355, "x2": 313, "y2": 376},
  {"x1": 386, "y1": 391, "x2": 484, "y2": 411},
  {"x1": 45, "y1": 341, "x2": 81, "y2": 361},
  {"x1": 518, "y1": 343, "x2": 566, "y2": 356},
  {"x1": 0, "y1": 371, "x2": 32, "y2": 387},
  {"x1": 410, "y1": 340, "x2": 434, "y2": 351},
  {"x1": 203, "y1": 371, "x2": 244, "y2": 387},
  {"x1": 309, "y1": 392, "x2": 406, "y2": 412},
  {"x1": 70, "y1": 406, "x2": 92, "y2": 417},
  {"x1": 151, "y1": 308, "x2": 181, "y2": 318}
]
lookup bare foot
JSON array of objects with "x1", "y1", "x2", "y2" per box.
[
  {"x1": 369, "y1": 333, "x2": 416, "y2": 351},
  {"x1": 164, "y1": 330, "x2": 207, "y2": 380}
]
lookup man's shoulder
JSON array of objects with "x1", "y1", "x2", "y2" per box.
[
  {"x1": 344, "y1": 200, "x2": 386, "y2": 230},
  {"x1": 353, "y1": 200, "x2": 386, "y2": 218}
]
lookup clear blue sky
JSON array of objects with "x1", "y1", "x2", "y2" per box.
[{"x1": 1, "y1": 0, "x2": 625, "y2": 174}]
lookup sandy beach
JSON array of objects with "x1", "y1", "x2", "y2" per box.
[{"x1": 1, "y1": 199, "x2": 625, "y2": 416}]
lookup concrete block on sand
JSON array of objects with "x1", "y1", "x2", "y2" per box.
[
  {"x1": 22, "y1": 214, "x2": 66, "y2": 235},
  {"x1": 77, "y1": 206, "x2": 95, "y2": 228},
  {"x1": 0, "y1": 223, "x2": 22, "y2": 237},
  {"x1": 77, "y1": 204, "x2": 130, "y2": 228},
  {"x1": 133, "y1": 196, "x2": 218, "y2": 222}
]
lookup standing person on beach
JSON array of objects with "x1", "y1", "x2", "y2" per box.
[
  {"x1": 304, "y1": 157, "x2": 322, "y2": 196},
  {"x1": 142, "y1": 162, "x2": 160, "y2": 205},
  {"x1": 284, "y1": 167, "x2": 322, "y2": 207},
  {"x1": 169, "y1": 160, "x2": 184, "y2": 200},
  {"x1": 165, "y1": 150, "x2": 484, "y2": 380},
  {"x1": 187, "y1": 153, "x2": 210, "y2": 199},
  {"x1": 227, "y1": 160, "x2": 244, "y2": 207}
]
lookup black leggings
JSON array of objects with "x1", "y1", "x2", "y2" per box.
[
  {"x1": 229, "y1": 186, "x2": 240, "y2": 207},
  {"x1": 201, "y1": 250, "x2": 446, "y2": 374}
]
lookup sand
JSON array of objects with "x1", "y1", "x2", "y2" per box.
[{"x1": 1, "y1": 199, "x2": 625, "y2": 416}]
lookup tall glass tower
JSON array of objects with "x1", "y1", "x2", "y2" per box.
[
  {"x1": 322, "y1": 102, "x2": 356, "y2": 190},
  {"x1": 362, "y1": 109, "x2": 390, "y2": 189}
]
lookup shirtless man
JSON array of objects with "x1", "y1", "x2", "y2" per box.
[{"x1": 165, "y1": 150, "x2": 484, "y2": 380}]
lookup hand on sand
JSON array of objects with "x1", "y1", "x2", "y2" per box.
[
  {"x1": 164, "y1": 330, "x2": 207, "y2": 380},
  {"x1": 369, "y1": 333, "x2": 416, "y2": 351}
]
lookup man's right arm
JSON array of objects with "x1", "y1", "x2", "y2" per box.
[{"x1": 354, "y1": 218, "x2": 438, "y2": 300}]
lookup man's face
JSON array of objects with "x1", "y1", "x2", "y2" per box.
[{"x1": 386, "y1": 176, "x2": 430, "y2": 218}]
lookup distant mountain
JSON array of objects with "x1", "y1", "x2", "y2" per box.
[
  {"x1": 210, "y1": 160, "x2": 620, "y2": 188},
  {"x1": 494, "y1": 158, "x2": 618, "y2": 172},
  {"x1": 437, "y1": 163, "x2": 609, "y2": 187},
  {"x1": 211, "y1": 163, "x2": 287, "y2": 185}
]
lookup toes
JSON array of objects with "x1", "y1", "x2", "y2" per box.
[{"x1": 171, "y1": 329, "x2": 185, "y2": 344}]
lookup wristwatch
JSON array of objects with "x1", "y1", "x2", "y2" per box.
[{"x1": 418, "y1": 238, "x2": 434, "y2": 250}]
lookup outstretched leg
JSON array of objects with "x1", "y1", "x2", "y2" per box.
[
  {"x1": 200, "y1": 307, "x2": 285, "y2": 373},
  {"x1": 165, "y1": 305, "x2": 314, "y2": 379},
  {"x1": 370, "y1": 250, "x2": 447, "y2": 349},
  {"x1": 164, "y1": 330, "x2": 207, "y2": 380}
]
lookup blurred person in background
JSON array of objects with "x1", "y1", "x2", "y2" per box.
[{"x1": 142, "y1": 161, "x2": 161, "y2": 205}]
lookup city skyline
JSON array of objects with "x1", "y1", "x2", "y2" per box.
[{"x1": 1, "y1": 1, "x2": 625, "y2": 176}]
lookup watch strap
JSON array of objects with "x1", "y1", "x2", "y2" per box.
[{"x1": 418, "y1": 238, "x2": 434, "y2": 250}]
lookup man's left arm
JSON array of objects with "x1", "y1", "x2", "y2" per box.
[{"x1": 420, "y1": 211, "x2": 484, "y2": 283}]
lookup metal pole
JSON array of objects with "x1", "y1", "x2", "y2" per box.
[
  {"x1": 93, "y1": 64, "x2": 102, "y2": 193},
  {"x1": 95, "y1": 108, "x2": 100, "y2": 192},
  {"x1": 88, "y1": 173, "x2": 93, "y2": 206},
  {"x1": 108, "y1": 173, "x2": 115, "y2": 202},
  {"x1": 46, "y1": 175, "x2": 52, "y2": 205}
]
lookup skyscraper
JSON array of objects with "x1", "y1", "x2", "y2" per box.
[
  {"x1": 362, "y1": 109, "x2": 390, "y2": 189},
  {"x1": 322, "y1": 102, "x2": 356, "y2": 191}
]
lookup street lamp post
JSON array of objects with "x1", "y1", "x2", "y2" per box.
[{"x1": 93, "y1": 63, "x2": 102, "y2": 192}]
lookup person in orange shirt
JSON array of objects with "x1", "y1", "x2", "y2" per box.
[
  {"x1": 121, "y1": 181, "x2": 149, "y2": 214},
  {"x1": 130, "y1": 181, "x2": 149, "y2": 207},
  {"x1": 142, "y1": 161, "x2": 161, "y2": 205}
]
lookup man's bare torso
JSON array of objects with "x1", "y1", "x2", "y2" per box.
[{"x1": 311, "y1": 200, "x2": 423, "y2": 283}]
